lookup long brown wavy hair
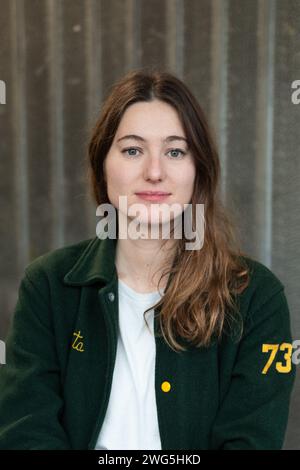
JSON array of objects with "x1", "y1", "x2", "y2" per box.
[{"x1": 87, "y1": 67, "x2": 252, "y2": 352}]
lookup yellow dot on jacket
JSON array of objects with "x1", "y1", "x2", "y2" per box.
[{"x1": 161, "y1": 381, "x2": 171, "y2": 392}]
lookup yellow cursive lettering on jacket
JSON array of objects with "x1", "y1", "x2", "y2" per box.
[{"x1": 72, "y1": 330, "x2": 84, "y2": 352}]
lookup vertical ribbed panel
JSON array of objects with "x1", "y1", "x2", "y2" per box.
[
  {"x1": 255, "y1": 0, "x2": 276, "y2": 268},
  {"x1": 0, "y1": 0, "x2": 299, "y2": 448},
  {"x1": 271, "y1": 0, "x2": 300, "y2": 449},
  {"x1": 48, "y1": 0, "x2": 65, "y2": 249},
  {"x1": 210, "y1": 0, "x2": 229, "y2": 200}
]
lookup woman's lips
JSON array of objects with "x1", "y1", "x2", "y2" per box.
[{"x1": 135, "y1": 193, "x2": 171, "y2": 202}]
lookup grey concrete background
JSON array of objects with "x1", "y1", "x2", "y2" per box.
[{"x1": 0, "y1": 0, "x2": 299, "y2": 449}]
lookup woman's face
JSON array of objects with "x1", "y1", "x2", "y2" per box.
[{"x1": 104, "y1": 99, "x2": 196, "y2": 235}]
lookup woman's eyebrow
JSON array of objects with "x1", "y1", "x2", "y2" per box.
[{"x1": 116, "y1": 134, "x2": 188, "y2": 144}]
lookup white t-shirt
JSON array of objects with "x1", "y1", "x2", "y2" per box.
[{"x1": 94, "y1": 278, "x2": 164, "y2": 450}]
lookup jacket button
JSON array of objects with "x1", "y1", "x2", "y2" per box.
[
  {"x1": 108, "y1": 292, "x2": 115, "y2": 302},
  {"x1": 161, "y1": 381, "x2": 171, "y2": 392}
]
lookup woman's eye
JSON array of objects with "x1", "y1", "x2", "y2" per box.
[
  {"x1": 121, "y1": 148, "x2": 140, "y2": 157},
  {"x1": 168, "y1": 148, "x2": 186, "y2": 158},
  {"x1": 121, "y1": 148, "x2": 186, "y2": 158}
]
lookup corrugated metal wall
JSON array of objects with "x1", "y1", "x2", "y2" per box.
[{"x1": 0, "y1": 0, "x2": 299, "y2": 449}]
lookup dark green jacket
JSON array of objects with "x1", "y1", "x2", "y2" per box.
[{"x1": 0, "y1": 236, "x2": 296, "y2": 450}]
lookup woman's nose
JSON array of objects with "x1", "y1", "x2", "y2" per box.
[{"x1": 143, "y1": 154, "x2": 165, "y2": 181}]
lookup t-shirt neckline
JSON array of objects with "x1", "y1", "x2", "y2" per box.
[{"x1": 118, "y1": 278, "x2": 164, "y2": 302}]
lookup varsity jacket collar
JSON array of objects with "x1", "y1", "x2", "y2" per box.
[{"x1": 63, "y1": 236, "x2": 118, "y2": 286}]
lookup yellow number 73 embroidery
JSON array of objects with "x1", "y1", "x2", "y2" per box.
[{"x1": 262, "y1": 343, "x2": 292, "y2": 374}]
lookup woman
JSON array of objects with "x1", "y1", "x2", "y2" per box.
[{"x1": 0, "y1": 68, "x2": 296, "y2": 450}]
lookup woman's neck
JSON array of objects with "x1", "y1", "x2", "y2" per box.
[{"x1": 115, "y1": 236, "x2": 176, "y2": 293}]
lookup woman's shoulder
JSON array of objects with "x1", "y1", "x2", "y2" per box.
[
  {"x1": 237, "y1": 254, "x2": 287, "y2": 322},
  {"x1": 241, "y1": 254, "x2": 284, "y2": 288},
  {"x1": 23, "y1": 237, "x2": 96, "y2": 286}
]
